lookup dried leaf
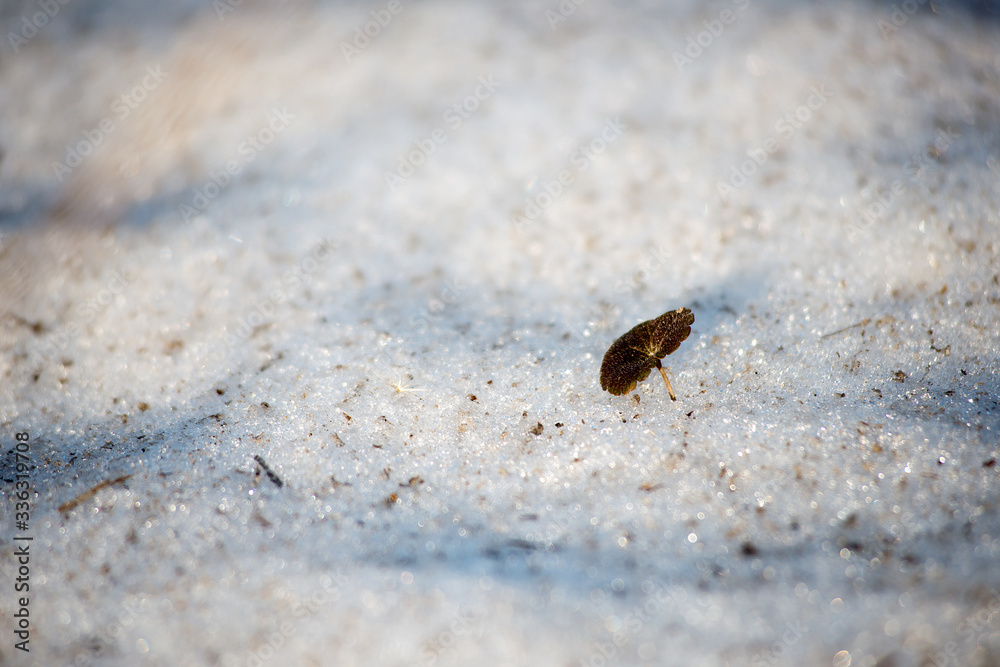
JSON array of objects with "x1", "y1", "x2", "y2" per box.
[{"x1": 600, "y1": 307, "x2": 694, "y2": 399}]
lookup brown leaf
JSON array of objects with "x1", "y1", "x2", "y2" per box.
[{"x1": 600, "y1": 307, "x2": 694, "y2": 398}]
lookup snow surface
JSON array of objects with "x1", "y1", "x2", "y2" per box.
[{"x1": 1, "y1": 1, "x2": 999, "y2": 665}]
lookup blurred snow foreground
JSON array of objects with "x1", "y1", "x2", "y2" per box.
[{"x1": 1, "y1": 0, "x2": 999, "y2": 665}]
